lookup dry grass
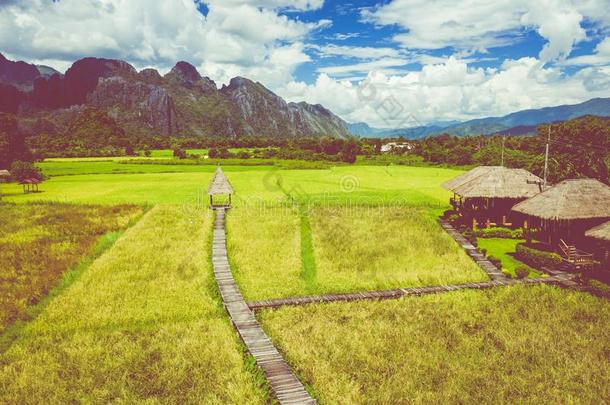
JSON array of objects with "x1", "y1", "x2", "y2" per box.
[
  {"x1": 0, "y1": 206, "x2": 267, "y2": 403},
  {"x1": 0, "y1": 203, "x2": 143, "y2": 332},
  {"x1": 259, "y1": 284, "x2": 610, "y2": 404}
]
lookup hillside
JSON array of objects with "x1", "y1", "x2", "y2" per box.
[
  {"x1": 350, "y1": 99, "x2": 610, "y2": 138},
  {"x1": 0, "y1": 54, "x2": 351, "y2": 140}
]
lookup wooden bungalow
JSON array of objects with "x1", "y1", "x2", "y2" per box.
[
  {"x1": 512, "y1": 179, "x2": 610, "y2": 267},
  {"x1": 444, "y1": 167, "x2": 543, "y2": 228},
  {"x1": 208, "y1": 167, "x2": 233, "y2": 208},
  {"x1": 585, "y1": 221, "x2": 610, "y2": 271}
]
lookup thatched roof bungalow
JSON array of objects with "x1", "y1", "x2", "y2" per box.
[
  {"x1": 586, "y1": 221, "x2": 610, "y2": 242},
  {"x1": 586, "y1": 221, "x2": 610, "y2": 270},
  {"x1": 445, "y1": 166, "x2": 543, "y2": 228},
  {"x1": 0, "y1": 169, "x2": 10, "y2": 178},
  {"x1": 442, "y1": 166, "x2": 502, "y2": 192},
  {"x1": 208, "y1": 167, "x2": 233, "y2": 207},
  {"x1": 512, "y1": 179, "x2": 610, "y2": 247}
]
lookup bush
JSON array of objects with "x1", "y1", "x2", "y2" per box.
[
  {"x1": 515, "y1": 244, "x2": 563, "y2": 269},
  {"x1": 10, "y1": 160, "x2": 43, "y2": 182},
  {"x1": 475, "y1": 227, "x2": 523, "y2": 239},
  {"x1": 236, "y1": 151, "x2": 250, "y2": 159},
  {"x1": 173, "y1": 148, "x2": 187, "y2": 159},
  {"x1": 208, "y1": 147, "x2": 218, "y2": 158},
  {"x1": 143, "y1": 148, "x2": 151, "y2": 157},
  {"x1": 515, "y1": 266, "x2": 529, "y2": 279}
]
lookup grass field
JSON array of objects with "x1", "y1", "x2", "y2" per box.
[
  {"x1": 0, "y1": 206, "x2": 267, "y2": 403},
  {"x1": 228, "y1": 205, "x2": 487, "y2": 301},
  {"x1": 1, "y1": 163, "x2": 460, "y2": 209},
  {"x1": 0, "y1": 203, "x2": 143, "y2": 332},
  {"x1": 259, "y1": 285, "x2": 610, "y2": 404},
  {"x1": 477, "y1": 238, "x2": 540, "y2": 278},
  {"x1": 3, "y1": 156, "x2": 608, "y2": 403}
]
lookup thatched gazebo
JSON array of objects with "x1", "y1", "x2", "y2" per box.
[
  {"x1": 447, "y1": 167, "x2": 543, "y2": 228},
  {"x1": 208, "y1": 167, "x2": 233, "y2": 208},
  {"x1": 512, "y1": 179, "x2": 610, "y2": 249},
  {"x1": 586, "y1": 221, "x2": 610, "y2": 271}
]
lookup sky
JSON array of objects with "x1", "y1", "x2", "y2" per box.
[{"x1": 1, "y1": 0, "x2": 610, "y2": 128}]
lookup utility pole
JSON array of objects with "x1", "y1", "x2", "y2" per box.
[
  {"x1": 543, "y1": 125, "x2": 551, "y2": 189},
  {"x1": 501, "y1": 136, "x2": 505, "y2": 167}
]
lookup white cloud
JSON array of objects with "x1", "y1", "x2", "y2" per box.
[
  {"x1": 564, "y1": 37, "x2": 610, "y2": 66},
  {"x1": 278, "y1": 56, "x2": 610, "y2": 127},
  {"x1": 362, "y1": 0, "x2": 609, "y2": 62},
  {"x1": 313, "y1": 44, "x2": 402, "y2": 59},
  {"x1": 317, "y1": 58, "x2": 410, "y2": 76},
  {"x1": 0, "y1": 0, "x2": 325, "y2": 87}
]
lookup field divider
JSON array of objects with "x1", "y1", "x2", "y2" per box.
[
  {"x1": 247, "y1": 275, "x2": 573, "y2": 310},
  {"x1": 211, "y1": 208, "x2": 316, "y2": 405}
]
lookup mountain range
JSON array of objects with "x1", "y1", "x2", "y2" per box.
[
  {"x1": 0, "y1": 53, "x2": 351, "y2": 139},
  {"x1": 349, "y1": 98, "x2": 610, "y2": 138}
]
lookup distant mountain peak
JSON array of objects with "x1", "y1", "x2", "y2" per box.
[{"x1": 169, "y1": 61, "x2": 202, "y2": 82}]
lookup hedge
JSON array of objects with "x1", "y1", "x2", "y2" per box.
[
  {"x1": 515, "y1": 244, "x2": 563, "y2": 269},
  {"x1": 475, "y1": 227, "x2": 523, "y2": 239}
]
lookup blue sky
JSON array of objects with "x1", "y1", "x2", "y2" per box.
[{"x1": 1, "y1": 0, "x2": 609, "y2": 127}]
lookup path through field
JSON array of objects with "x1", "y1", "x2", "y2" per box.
[{"x1": 212, "y1": 208, "x2": 316, "y2": 405}]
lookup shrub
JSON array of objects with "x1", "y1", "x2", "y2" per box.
[
  {"x1": 173, "y1": 148, "x2": 187, "y2": 159},
  {"x1": 515, "y1": 244, "x2": 563, "y2": 269},
  {"x1": 143, "y1": 148, "x2": 151, "y2": 157},
  {"x1": 208, "y1": 147, "x2": 218, "y2": 158},
  {"x1": 515, "y1": 266, "x2": 529, "y2": 279},
  {"x1": 10, "y1": 160, "x2": 43, "y2": 182},
  {"x1": 475, "y1": 227, "x2": 523, "y2": 239},
  {"x1": 236, "y1": 151, "x2": 251, "y2": 159},
  {"x1": 447, "y1": 214, "x2": 460, "y2": 224}
]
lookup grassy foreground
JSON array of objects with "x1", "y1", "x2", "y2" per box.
[
  {"x1": 0, "y1": 203, "x2": 143, "y2": 332},
  {"x1": 0, "y1": 206, "x2": 266, "y2": 403},
  {"x1": 259, "y1": 285, "x2": 610, "y2": 404}
]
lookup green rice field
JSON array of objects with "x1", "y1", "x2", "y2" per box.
[{"x1": 1, "y1": 156, "x2": 608, "y2": 403}]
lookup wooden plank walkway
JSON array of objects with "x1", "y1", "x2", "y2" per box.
[
  {"x1": 248, "y1": 276, "x2": 568, "y2": 310},
  {"x1": 211, "y1": 208, "x2": 316, "y2": 405},
  {"x1": 438, "y1": 219, "x2": 508, "y2": 280}
]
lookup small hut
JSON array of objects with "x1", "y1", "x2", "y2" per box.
[
  {"x1": 585, "y1": 221, "x2": 610, "y2": 271},
  {"x1": 0, "y1": 170, "x2": 9, "y2": 201},
  {"x1": 512, "y1": 179, "x2": 610, "y2": 263},
  {"x1": 446, "y1": 167, "x2": 543, "y2": 228},
  {"x1": 208, "y1": 167, "x2": 233, "y2": 208},
  {"x1": 20, "y1": 178, "x2": 41, "y2": 193}
]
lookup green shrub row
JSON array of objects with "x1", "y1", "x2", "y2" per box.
[
  {"x1": 475, "y1": 226, "x2": 523, "y2": 239},
  {"x1": 515, "y1": 244, "x2": 563, "y2": 269}
]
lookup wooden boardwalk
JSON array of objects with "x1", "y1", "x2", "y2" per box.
[
  {"x1": 438, "y1": 219, "x2": 507, "y2": 280},
  {"x1": 248, "y1": 276, "x2": 569, "y2": 310},
  {"x1": 211, "y1": 208, "x2": 316, "y2": 405}
]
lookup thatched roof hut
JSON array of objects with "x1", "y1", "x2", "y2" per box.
[
  {"x1": 0, "y1": 170, "x2": 10, "y2": 178},
  {"x1": 451, "y1": 167, "x2": 543, "y2": 199},
  {"x1": 208, "y1": 167, "x2": 233, "y2": 196},
  {"x1": 586, "y1": 221, "x2": 610, "y2": 242},
  {"x1": 512, "y1": 179, "x2": 610, "y2": 221},
  {"x1": 442, "y1": 166, "x2": 502, "y2": 191}
]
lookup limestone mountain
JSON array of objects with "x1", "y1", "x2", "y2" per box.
[{"x1": 0, "y1": 54, "x2": 351, "y2": 140}]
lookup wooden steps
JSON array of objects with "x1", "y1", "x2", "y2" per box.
[
  {"x1": 211, "y1": 208, "x2": 316, "y2": 405},
  {"x1": 438, "y1": 219, "x2": 508, "y2": 281}
]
